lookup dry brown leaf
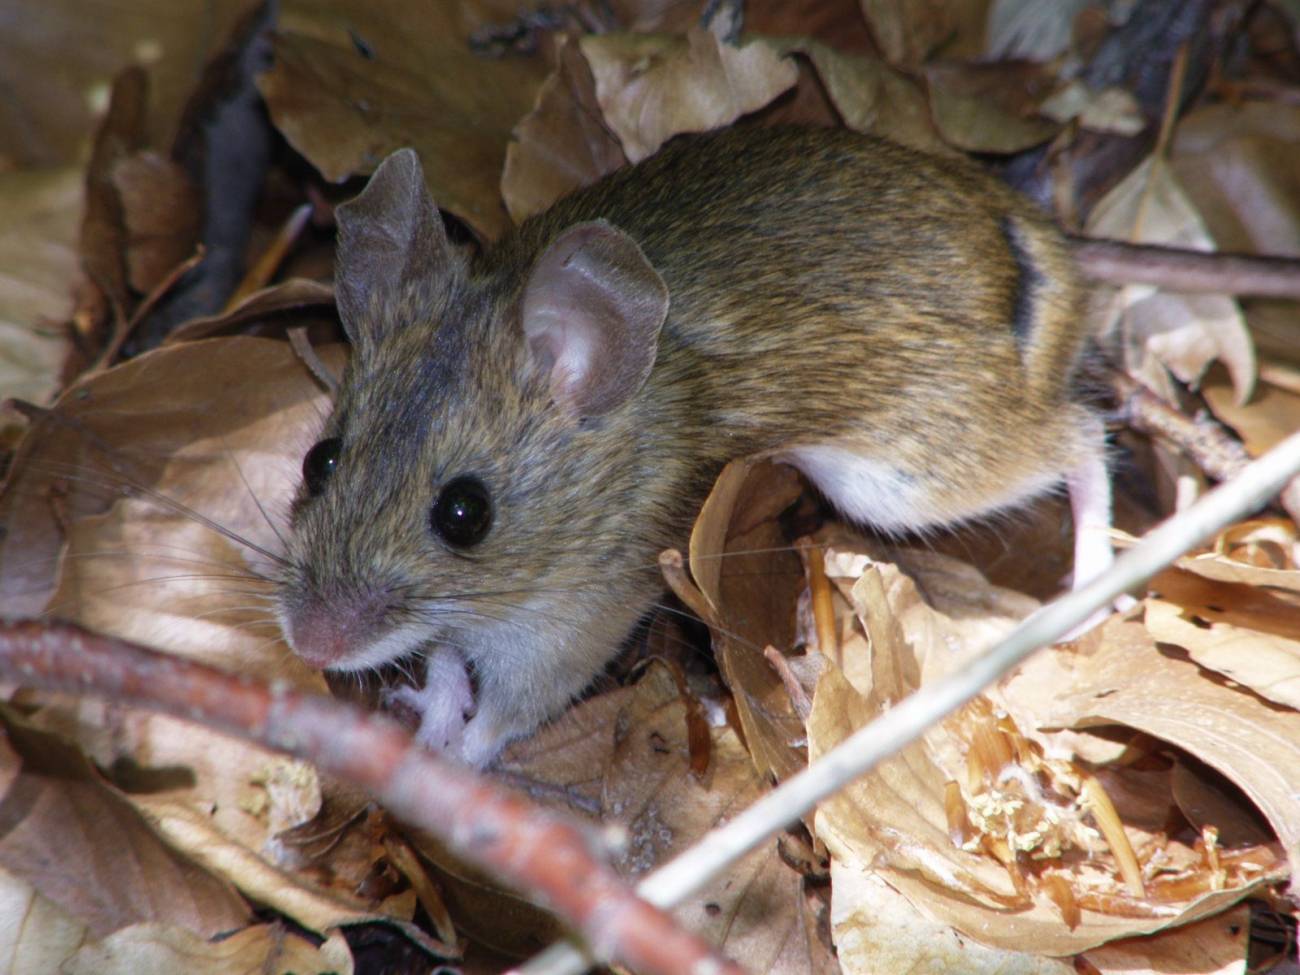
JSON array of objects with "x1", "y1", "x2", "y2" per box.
[
  {"x1": 61, "y1": 922, "x2": 354, "y2": 975},
  {"x1": 1087, "y1": 157, "x2": 1256, "y2": 406},
  {"x1": 1040, "y1": 82, "x2": 1146, "y2": 136},
  {"x1": 1145, "y1": 596, "x2": 1300, "y2": 710},
  {"x1": 163, "y1": 279, "x2": 336, "y2": 344},
  {"x1": 0, "y1": 710, "x2": 250, "y2": 940},
  {"x1": 1081, "y1": 904, "x2": 1250, "y2": 975},
  {"x1": 1144, "y1": 566, "x2": 1300, "y2": 711},
  {"x1": 581, "y1": 29, "x2": 798, "y2": 163},
  {"x1": 0, "y1": 167, "x2": 81, "y2": 406},
  {"x1": 1202, "y1": 366, "x2": 1300, "y2": 460},
  {"x1": 112, "y1": 151, "x2": 201, "y2": 295},
  {"x1": 416, "y1": 661, "x2": 824, "y2": 969},
  {"x1": 923, "y1": 61, "x2": 1059, "y2": 154},
  {"x1": 603, "y1": 664, "x2": 826, "y2": 974},
  {"x1": 502, "y1": 35, "x2": 628, "y2": 224},
  {"x1": 411, "y1": 686, "x2": 634, "y2": 957},
  {"x1": 1171, "y1": 102, "x2": 1300, "y2": 258},
  {"x1": 827, "y1": 857, "x2": 1073, "y2": 975},
  {"x1": 259, "y1": 0, "x2": 549, "y2": 239},
  {"x1": 859, "y1": 0, "x2": 992, "y2": 66},
  {"x1": 0, "y1": 867, "x2": 90, "y2": 973},
  {"x1": 0, "y1": 338, "x2": 443, "y2": 944},
  {"x1": 687, "y1": 459, "x2": 807, "y2": 784},
  {"x1": 1, "y1": 335, "x2": 337, "y2": 686},
  {"x1": 1008, "y1": 619, "x2": 1300, "y2": 877},
  {"x1": 809, "y1": 546, "x2": 1279, "y2": 958},
  {"x1": 0, "y1": 0, "x2": 256, "y2": 169},
  {"x1": 1173, "y1": 520, "x2": 1300, "y2": 592},
  {"x1": 777, "y1": 41, "x2": 949, "y2": 155}
]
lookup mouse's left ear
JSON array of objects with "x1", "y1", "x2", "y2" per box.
[
  {"x1": 522, "y1": 221, "x2": 669, "y2": 418},
  {"x1": 334, "y1": 148, "x2": 453, "y2": 347}
]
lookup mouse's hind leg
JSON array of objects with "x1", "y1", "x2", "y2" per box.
[
  {"x1": 1067, "y1": 413, "x2": 1115, "y2": 591},
  {"x1": 1062, "y1": 411, "x2": 1135, "y2": 636}
]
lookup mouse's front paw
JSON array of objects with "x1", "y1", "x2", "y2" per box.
[{"x1": 382, "y1": 650, "x2": 475, "y2": 754}]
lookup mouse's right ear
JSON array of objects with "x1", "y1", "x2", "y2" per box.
[
  {"x1": 522, "y1": 221, "x2": 669, "y2": 418},
  {"x1": 334, "y1": 148, "x2": 451, "y2": 347}
]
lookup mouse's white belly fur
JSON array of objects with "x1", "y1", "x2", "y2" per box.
[{"x1": 780, "y1": 442, "x2": 1063, "y2": 532}]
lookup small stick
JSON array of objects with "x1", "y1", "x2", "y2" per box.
[
  {"x1": 1108, "y1": 369, "x2": 1300, "y2": 527},
  {"x1": 0, "y1": 619, "x2": 744, "y2": 975},
  {"x1": 1070, "y1": 238, "x2": 1300, "y2": 299},
  {"x1": 225, "y1": 202, "x2": 314, "y2": 310}
]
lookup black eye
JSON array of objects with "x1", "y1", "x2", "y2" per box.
[
  {"x1": 432, "y1": 476, "x2": 492, "y2": 548},
  {"x1": 302, "y1": 438, "x2": 341, "y2": 497}
]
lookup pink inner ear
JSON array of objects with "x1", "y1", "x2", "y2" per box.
[{"x1": 521, "y1": 220, "x2": 669, "y2": 418}]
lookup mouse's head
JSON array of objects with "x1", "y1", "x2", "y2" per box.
[{"x1": 275, "y1": 149, "x2": 671, "y2": 681}]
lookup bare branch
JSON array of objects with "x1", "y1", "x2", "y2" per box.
[
  {"x1": 0, "y1": 619, "x2": 744, "y2": 975},
  {"x1": 1071, "y1": 237, "x2": 1300, "y2": 298}
]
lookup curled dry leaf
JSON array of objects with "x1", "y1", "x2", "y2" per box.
[
  {"x1": 164, "y1": 279, "x2": 336, "y2": 345},
  {"x1": 259, "y1": 0, "x2": 549, "y2": 239},
  {"x1": 580, "y1": 29, "x2": 798, "y2": 163},
  {"x1": 503, "y1": 35, "x2": 627, "y2": 224},
  {"x1": 686, "y1": 459, "x2": 807, "y2": 783},
  {"x1": 1086, "y1": 156, "x2": 1256, "y2": 406},
  {"x1": 1173, "y1": 520, "x2": 1300, "y2": 592},
  {"x1": 922, "y1": 61, "x2": 1060, "y2": 154},
  {"x1": 806, "y1": 539, "x2": 1284, "y2": 959},
  {"x1": 1144, "y1": 567, "x2": 1300, "y2": 711},
  {"x1": 1007, "y1": 618, "x2": 1300, "y2": 878}
]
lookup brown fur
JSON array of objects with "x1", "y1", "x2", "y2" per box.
[{"x1": 278, "y1": 126, "x2": 1095, "y2": 765}]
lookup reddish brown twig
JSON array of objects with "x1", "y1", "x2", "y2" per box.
[{"x1": 0, "y1": 619, "x2": 745, "y2": 975}]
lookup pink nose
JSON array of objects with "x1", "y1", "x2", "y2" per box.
[{"x1": 284, "y1": 606, "x2": 374, "y2": 670}]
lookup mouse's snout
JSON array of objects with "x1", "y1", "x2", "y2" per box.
[{"x1": 279, "y1": 585, "x2": 394, "y2": 671}]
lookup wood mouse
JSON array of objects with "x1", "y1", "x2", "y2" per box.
[{"x1": 275, "y1": 126, "x2": 1113, "y2": 767}]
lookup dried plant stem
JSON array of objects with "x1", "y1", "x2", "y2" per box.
[
  {"x1": 0, "y1": 620, "x2": 744, "y2": 975},
  {"x1": 1071, "y1": 238, "x2": 1300, "y2": 298},
  {"x1": 797, "y1": 536, "x2": 838, "y2": 658},
  {"x1": 1110, "y1": 369, "x2": 1300, "y2": 527},
  {"x1": 518, "y1": 429, "x2": 1300, "y2": 975}
]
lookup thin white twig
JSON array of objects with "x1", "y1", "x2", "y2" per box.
[{"x1": 512, "y1": 430, "x2": 1300, "y2": 975}]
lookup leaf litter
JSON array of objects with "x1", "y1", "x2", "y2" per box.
[{"x1": 2, "y1": 1, "x2": 1300, "y2": 973}]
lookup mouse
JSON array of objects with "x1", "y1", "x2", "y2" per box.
[{"x1": 274, "y1": 125, "x2": 1114, "y2": 768}]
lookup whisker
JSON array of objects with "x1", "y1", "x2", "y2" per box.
[{"x1": 17, "y1": 461, "x2": 292, "y2": 570}]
